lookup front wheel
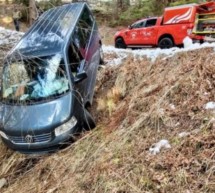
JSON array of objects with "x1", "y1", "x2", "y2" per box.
[
  {"x1": 158, "y1": 37, "x2": 174, "y2": 49},
  {"x1": 82, "y1": 108, "x2": 96, "y2": 131},
  {"x1": 115, "y1": 37, "x2": 127, "y2": 49}
]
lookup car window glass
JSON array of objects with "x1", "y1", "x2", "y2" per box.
[
  {"x1": 131, "y1": 21, "x2": 146, "y2": 29},
  {"x1": 68, "y1": 43, "x2": 83, "y2": 74},
  {"x1": 145, "y1": 19, "x2": 157, "y2": 27},
  {"x1": 73, "y1": 7, "x2": 93, "y2": 52}
]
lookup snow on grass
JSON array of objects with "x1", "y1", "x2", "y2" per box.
[
  {"x1": 1, "y1": 26, "x2": 215, "y2": 67},
  {"x1": 178, "y1": 132, "x2": 190, "y2": 138},
  {"x1": 103, "y1": 37, "x2": 215, "y2": 65},
  {"x1": 204, "y1": 101, "x2": 215, "y2": 110},
  {"x1": 149, "y1": 139, "x2": 171, "y2": 155},
  {"x1": 0, "y1": 27, "x2": 23, "y2": 46}
]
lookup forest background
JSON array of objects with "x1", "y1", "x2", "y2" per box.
[{"x1": 0, "y1": 0, "x2": 207, "y2": 28}]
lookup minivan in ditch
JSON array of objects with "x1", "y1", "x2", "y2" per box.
[{"x1": 0, "y1": 2, "x2": 103, "y2": 153}]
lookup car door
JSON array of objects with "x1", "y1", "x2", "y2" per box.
[
  {"x1": 72, "y1": 5, "x2": 99, "y2": 104},
  {"x1": 142, "y1": 18, "x2": 158, "y2": 45},
  {"x1": 126, "y1": 20, "x2": 146, "y2": 45}
]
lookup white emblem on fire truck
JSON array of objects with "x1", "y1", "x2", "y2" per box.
[
  {"x1": 131, "y1": 33, "x2": 136, "y2": 39},
  {"x1": 165, "y1": 8, "x2": 193, "y2": 24}
]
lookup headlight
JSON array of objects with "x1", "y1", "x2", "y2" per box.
[
  {"x1": 0, "y1": 131, "x2": 9, "y2": 140},
  {"x1": 55, "y1": 116, "x2": 77, "y2": 136}
]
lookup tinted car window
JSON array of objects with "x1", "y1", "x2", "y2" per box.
[
  {"x1": 68, "y1": 43, "x2": 83, "y2": 73},
  {"x1": 145, "y1": 19, "x2": 157, "y2": 27}
]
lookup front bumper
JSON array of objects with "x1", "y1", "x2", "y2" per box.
[{"x1": 1, "y1": 124, "x2": 79, "y2": 154}]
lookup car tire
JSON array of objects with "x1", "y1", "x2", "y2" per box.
[
  {"x1": 99, "y1": 45, "x2": 104, "y2": 65},
  {"x1": 131, "y1": 47, "x2": 139, "y2": 50},
  {"x1": 115, "y1": 37, "x2": 127, "y2": 49},
  {"x1": 158, "y1": 37, "x2": 174, "y2": 49},
  {"x1": 83, "y1": 108, "x2": 96, "y2": 130}
]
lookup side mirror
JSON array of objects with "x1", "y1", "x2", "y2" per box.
[
  {"x1": 74, "y1": 71, "x2": 87, "y2": 83},
  {"x1": 128, "y1": 25, "x2": 132, "y2": 29}
]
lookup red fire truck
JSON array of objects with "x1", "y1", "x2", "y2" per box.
[{"x1": 114, "y1": 1, "x2": 215, "y2": 49}]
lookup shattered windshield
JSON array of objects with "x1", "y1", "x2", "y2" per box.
[{"x1": 2, "y1": 54, "x2": 69, "y2": 103}]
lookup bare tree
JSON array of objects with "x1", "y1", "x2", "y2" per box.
[
  {"x1": 29, "y1": 0, "x2": 37, "y2": 25},
  {"x1": 112, "y1": 0, "x2": 130, "y2": 20},
  {"x1": 117, "y1": 0, "x2": 130, "y2": 10}
]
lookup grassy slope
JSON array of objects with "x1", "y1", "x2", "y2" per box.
[{"x1": 0, "y1": 47, "x2": 215, "y2": 193}]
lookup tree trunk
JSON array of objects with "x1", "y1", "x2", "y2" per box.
[{"x1": 29, "y1": 0, "x2": 37, "y2": 25}]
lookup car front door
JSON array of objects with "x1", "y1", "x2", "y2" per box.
[
  {"x1": 71, "y1": 6, "x2": 99, "y2": 104},
  {"x1": 142, "y1": 18, "x2": 158, "y2": 45},
  {"x1": 126, "y1": 20, "x2": 146, "y2": 45}
]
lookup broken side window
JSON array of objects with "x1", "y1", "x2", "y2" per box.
[
  {"x1": 68, "y1": 42, "x2": 84, "y2": 75},
  {"x1": 74, "y1": 7, "x2": 93, "y2": 52}
]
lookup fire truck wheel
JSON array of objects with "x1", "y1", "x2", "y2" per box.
[
  {"x1": 115, "y1": 38, "x2": 127, "y2": 49},
  {"x1": 158, "y1": 37, "x2": 174, "y2": 49},
  {"x1": 99, "y1": 44, "x2": 104, "y2": 65}
]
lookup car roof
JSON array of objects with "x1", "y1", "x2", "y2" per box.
[{"x1": 11, "y1": 2, "x2": 86, "y2": 57}]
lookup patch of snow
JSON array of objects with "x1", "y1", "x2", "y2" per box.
[
  {"x1": 175, "y1": 122, "x2": 180, "y2": 126},
  {"x1": 178, "y1": 132, "x2": 190, "y2": 138},
  {"x1": 0, "y1": 27, "x2": 23, "y2": 46},
  {"x1": 103, "y1": 36, "x2": 215, "y2": 65},
  {"x1": 169, "y1": 104, "x2": 176, "y2": 110},
  {"x1": 0, "y1": 178, "x2": 7, "y2": 189},
  {"x1": 149, "y1": 139, "x2": 171, "y2": 155},
  {"x1": 111, "y1": 58, "x2": 123, "y2": 65},
  {"x1": 210, "y1": 117, "x2": 215, "y2": 123},
  {"x1": 204, "y1": 102, "x2": 215, "y2": 110},
  {"x1": 102, "y1": 45, "x2": 129, "y2": 65},
  {"x1": 1, "y1": 27, "x2": 215, "y2": 68},
  {"x1": 158, "y1": 108, "x2": 165, "y2": 115},
  {"x1": 183, "y1": 36, "x2": 193, "y2": 48}
]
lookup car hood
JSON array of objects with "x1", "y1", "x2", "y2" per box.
[{"x1": 0, "y1": 92, "x2": 73, "y2": 135}]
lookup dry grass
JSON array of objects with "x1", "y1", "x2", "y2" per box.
[
  {"x1": 99, "y1": 26, "x2": 124, "y2": 46},
  {"x1": 0, "y1": 46, "x2": 215, "y2": 192}
]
